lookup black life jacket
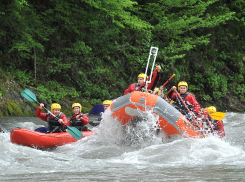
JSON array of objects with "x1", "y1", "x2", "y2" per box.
[
  {"x1": 202, "y1": 118, "x2": 220, "y2": 135},
  {"x1": 47, "y1": 112, "x2": 65, "y2": 133},
  {"x1": 70, "y1": 113, "x2": 87, "y2": 131},
  {"x1": 174, "y1": 93, "x2": 194, "y2": 115}
]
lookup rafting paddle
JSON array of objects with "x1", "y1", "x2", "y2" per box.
[
  {"x1": 21, "y1": 89, "x2": 83, "y2": 140},
  {"x1": 162, "y1": 74, "x2": 176, "y2": 88}
]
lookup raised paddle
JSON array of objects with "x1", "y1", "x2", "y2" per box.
[
  {"x1": 154, "y1": 74, "x2": 176, "y2": 95},
  {"x1": 209, "y1": 112, "x2": 226, "y2": 120},
  {"x1": 164, "y1": 88, "x2": 172, "y2": 99},
  {"x1": 162, "y1": 74, "x2": 176, "y2": 88},
  {"x1": 21, "y1": 89, "x2": 83, "y2": 140}
]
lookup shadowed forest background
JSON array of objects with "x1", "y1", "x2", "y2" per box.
[{"x1": 0, "y1": 0, "x2": 245, "y2": 115}]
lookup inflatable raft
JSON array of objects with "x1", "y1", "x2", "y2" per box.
[
  {"x1": 10, "y1": 127, "x2": 93, "y2": 148},
  {"x1": 111, "y1": 91, "x2": 203, "y2": 139}
]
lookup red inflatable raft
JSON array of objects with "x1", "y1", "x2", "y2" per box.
[
  {"x1": 10, "y1": 127, "x2": 93, "y2": 148},
  {"x1": 111, "y1": 91, "x2": 203, "y2": 139}
]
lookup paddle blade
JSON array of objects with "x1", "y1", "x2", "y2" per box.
[
  {"x1": 67, "y1": 126, "x2": 83, "y2": 140},
  {"x1": 209, "y1": 112, "x2": 226, "y2": 120},
  {"x1": 89, "y1": 104, "x2": 104, "y2": 115},
  {"x1": 21, "y1": 89, "x2": 37, "y2": 102}
]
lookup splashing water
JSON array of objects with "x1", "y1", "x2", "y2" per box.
[{"x1": 93, "y1": 108, "x2": 168, "y2": 148}]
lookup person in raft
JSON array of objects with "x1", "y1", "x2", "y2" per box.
[
  {"x1": 35, "y1": 103, "x2": 69, "y2": 133},
  {"x1": 124, "y1": 65, "x2": 161, "y2": 95},
  {"x1": 154, "y1": 86, "x2": 164, "y2": 98},
  {"x1": 167, "y1": 81, "x2": 201, "y2": 118},
  {"x1": 69, "y1": 103, "x2": 89, "y2": 131},
  {"x1": 201, "y1": 106, "x2": 225, "y2": 138},
  {"x1": 89, "y1": 100, "x2": 112, "y2": 126}
]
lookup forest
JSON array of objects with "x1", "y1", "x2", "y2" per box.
[{"x1": 0, "y1": 0, "x2": 245, "y2": 113}]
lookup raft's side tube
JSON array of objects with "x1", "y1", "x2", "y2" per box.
[
  {"x1": 10, "y1": 127, "x2": 93, "y2": 148},
  {"x1": 111, "y1": 91, "x2": 202, "y2": 139}
]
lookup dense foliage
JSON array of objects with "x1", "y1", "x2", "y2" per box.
[{"x1": 0, "y1": 0, "x2": 245, "y2": 110}]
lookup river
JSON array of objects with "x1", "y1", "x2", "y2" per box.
[{"x1": 0, "y1": 112, "x2": 245, "y2": 181}]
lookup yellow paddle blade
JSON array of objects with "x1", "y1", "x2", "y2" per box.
[{"x1": 209, "y1": 112, "x2": 226, "y2": 120}]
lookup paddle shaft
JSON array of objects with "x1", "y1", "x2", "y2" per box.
[
  {"x1": 162, "y1": 74, "x2": 175, "y2": 88},
  {"x1": 164, "y1": 88, "x2": 172, "y2": 99},
  {"x1": 173, "y1": 89, "x2": 195, "y2": 120},
  {"x1": 153, "y1": 74, "x2": 175, "y2": 96},
  {"x1": 205, "y1": 115, "x2": 215, "y2": 133}
]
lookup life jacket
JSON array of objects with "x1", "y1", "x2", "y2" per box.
[
  {"x1": 202, "y1": 118, "x2": 216, "y2": 135},
  {"x1": 174, "y1": 93, "x2": 194, "y2": 115},
  {"x1": 134, "y1": 83, "x2": 145, "y2": 92},
  {"x1": 47, "y1": 112, "x2": 65, "y2": 133},
  {"x1": 70, "y1": 113, "x2": 87, "y2": 131}
]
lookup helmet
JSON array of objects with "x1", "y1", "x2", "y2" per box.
[
  {"x1": 102, "y1": 100, "x2": 112, "y2": 105},
  {"x1": 72, "y1": 103, "x2": 82, "y2": 112},
  {"x1": 51, "y1": 103, "x2": 61, "y2": 113},
  {"x1": 138, "y1": 73, "x2": 147, "y2": 79},
  {"x1": 207, "y1": 106, "x2": 216, "y2": 114},
  {"x1": 154, "y1": 87, "x2": 161, "y2": 96},
  {"x1": 178, "y1": 81, "x2": 188, "y2": 91}
]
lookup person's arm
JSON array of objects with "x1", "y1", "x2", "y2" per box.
[
  {"x1": 124, "y1": 83, "x2": 135, "y2": 95},
  {"x1": 35, "y1": 106, "x2": 48, "y2": 122},
  {"x1": 147, "y1": 66, "x2": 161, "y2": 91},
  {"x1": 81, "y1": 114, "x2": 89, "y2": 125},
  {"x1": 186, "y1": 94, "x2": 201, "y2": 114},
  {"x1": 168, "y1": 87, "x2": 177, "y2": 100},
  {"x1": 159, "y1": 86, "x2": 164, "y2": 98},
  {"x1": 59, "y1": 114, "x2": 70, "y2": 127}
]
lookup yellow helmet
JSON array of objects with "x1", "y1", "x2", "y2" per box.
[
  {"x1": 51, "y1": 103, "x2": 61, "y2": 113},
  {"x1": 154, "y1": 87, "x2": 161, "y2": 96},
  {"x1": 102, "y1": 100, "x2": 112, "y2": 105},
  {"x1": 72, "y1": 103, "x2": 82, "y2": 112},
  {"x1": 207, "y1": 106, "x2": 216, "y2": 114},
  {"x1": 178, "y1": 81, "x2": 188, "y2": 91},
  {"x1": 138, "y1": 73, "x2": 147, "y2": 79}
]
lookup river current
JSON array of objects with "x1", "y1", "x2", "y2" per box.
[{"x1": 0, "y1": 111, "x2": 245, "y2": 181}]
